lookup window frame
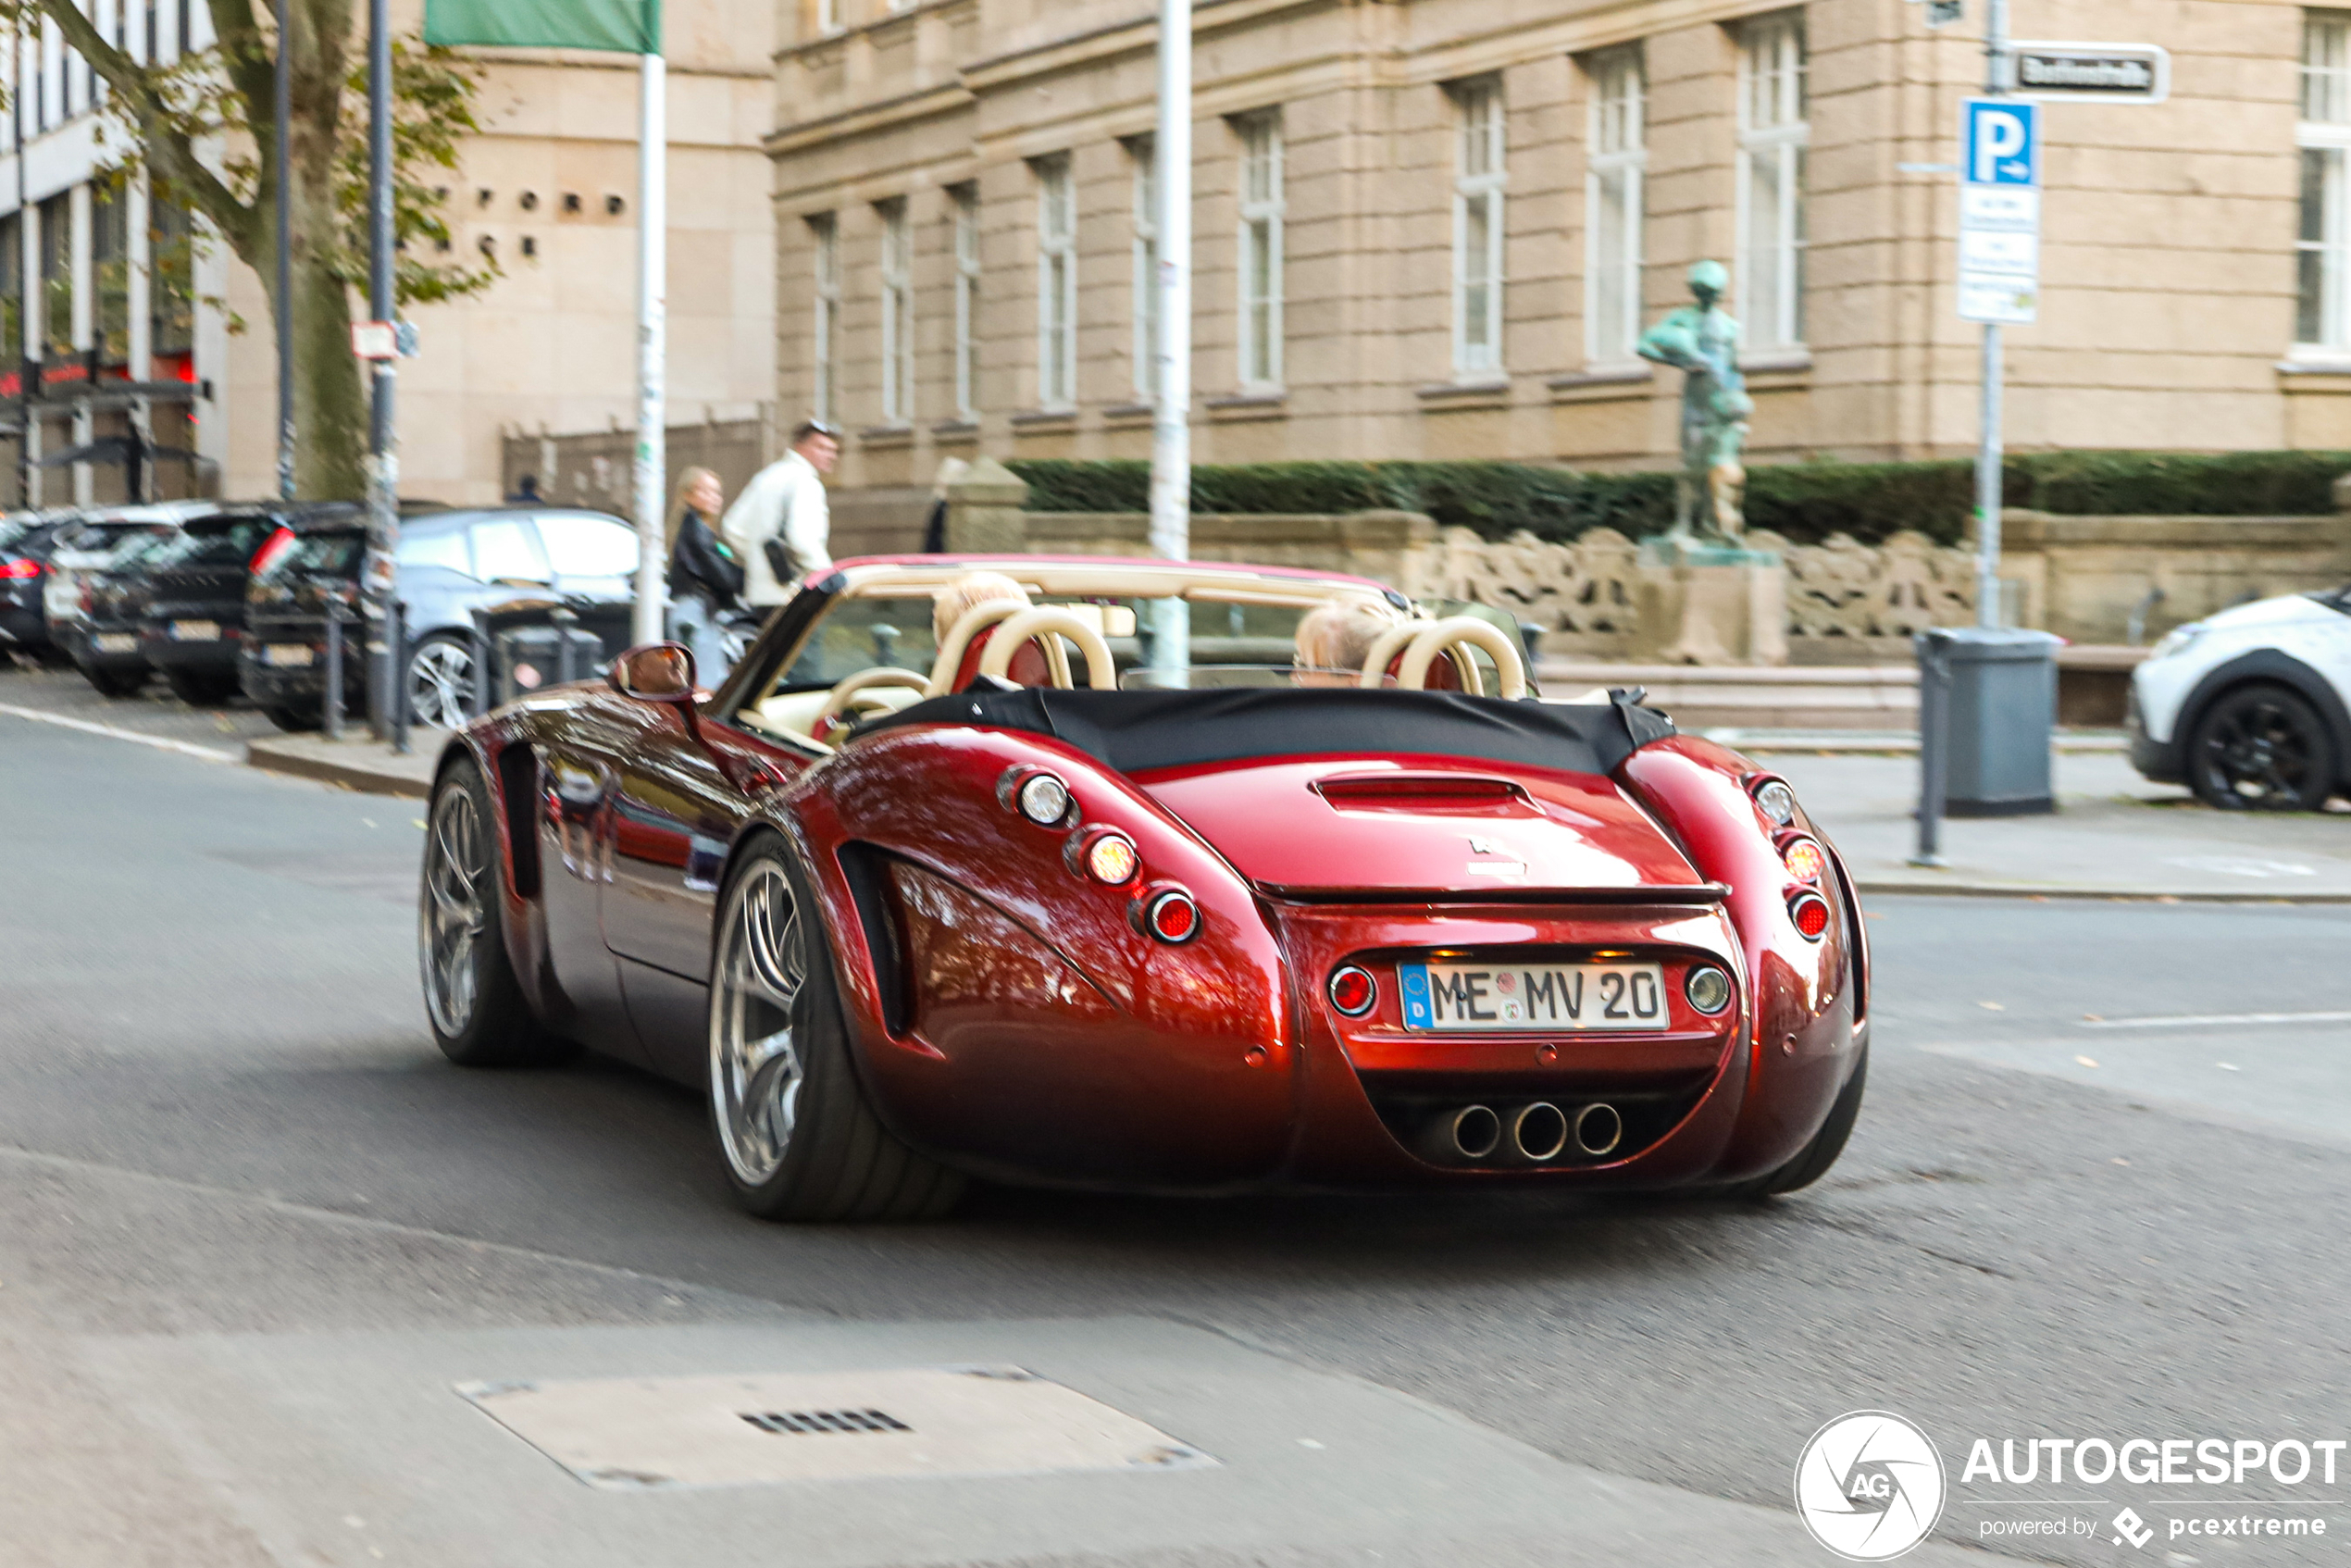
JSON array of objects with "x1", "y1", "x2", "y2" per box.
[
  {"x1": 1449, "y1": 78, "x2": 1507, "y2": 379},
  {"x1": 1033, "y1": 155, "x2": 1077, "y2": 412},
  {"x1": 1235, "y1": 111, "x2": 1285, "y2": 392},
  {"x1": 1735, "y1": 11, "x2": 1810, "y2": 355},
  {"x1": 1583, "y1": 45, "x2": 1647, "y2": 369},
  {"x1": 2299, "y1": 11, "x2": 2351, "y2": 353},
  {"x1": 951, "y1": 183, "x2": 980, "y2": 421},
  {"x1": 877, "y1": 197, "x2": 914, "y2": 427},
  {"x1": 1127, "y1": 137, "x2": 1159, "y2": 401},
  {"x1": 809, "y1": 213, "x2": 840, "y2": 426}
]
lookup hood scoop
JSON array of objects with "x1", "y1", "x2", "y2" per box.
[{"x1": 1138, "y1": 759, "x2": 1711, "y2": 901}]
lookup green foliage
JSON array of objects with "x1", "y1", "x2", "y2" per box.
[{"x1": 1008, "y1": 452, "x2": 2351, "y2": 548}]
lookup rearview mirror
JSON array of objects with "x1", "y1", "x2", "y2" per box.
[{"x1": 611, "y1": 641, "x2": 695, "y2": 702}]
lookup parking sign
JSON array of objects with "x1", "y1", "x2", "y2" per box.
[{"x1": 1959, "y1": 97, "x2": 2040, "y2": 324}]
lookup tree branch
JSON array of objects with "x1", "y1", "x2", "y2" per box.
[{"x1": 31, "y1": 0, "x2": 259, "y2": 256}]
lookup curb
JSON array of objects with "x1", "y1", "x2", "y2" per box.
[
  {"x1": 244, "y1": 739, "x2": 435, "y2": 799},
  {"x1": 1856, "y1": 878, "x2": 2351, "y2": 904}
]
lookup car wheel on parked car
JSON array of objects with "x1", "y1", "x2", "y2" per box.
[
  {"x1": 2187, "y1": 682, "x2": 2338, "y2": 811},
  {"x1": 84, "y1": 666, "x2": 148, "y2": 698},
  {"x1": 165, "y1": 668, "x2": 239, "y2": 706},
  {"x1": 708, "y1": 837, "x2": 964, "y2": 1223},
  {"x1": 407, "y1": 633, "x2": 477, "y2": 730},
  {"x1": 263, "y1": 703, "x2": 321, "y2": 733},
  {"x1": 418, "y1": 757, "x2": 575, "y2": 1068}
]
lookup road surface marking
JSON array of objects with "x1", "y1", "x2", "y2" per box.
[
  {"x1": 0, "y1": 703, "x2": 238, "y2": 763},
  {"x1": 2080, "y1": 1010, "x2": 2351, "y2": 1030}
]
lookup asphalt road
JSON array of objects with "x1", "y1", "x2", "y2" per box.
[{"x1": 5, "y1": 713, "x2": 2350, "y2": 1567}]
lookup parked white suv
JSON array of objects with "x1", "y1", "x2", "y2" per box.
[{"x1": 2128, "y1": 586, "x2": 2351, "y2": 809}]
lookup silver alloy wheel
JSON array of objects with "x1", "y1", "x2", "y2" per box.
[
  {"x1": 711, "y1": 861, "x2": 809, "y2": 1186},
  {"x1": 419, "y1": 781, "x2": 487, "y2": 1036},
  {"x1": 409, "y1": 639, "x2": 477, "y2": 729}
]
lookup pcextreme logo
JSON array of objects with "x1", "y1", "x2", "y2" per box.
[{"x1": 1794, "y1": 1411, "x2": 1948, "y2": 1562}]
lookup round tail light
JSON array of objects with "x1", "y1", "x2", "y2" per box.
[
  {"x1": 1752, "y1": 778, "x2": 1797, "y2": 825},
  {"x1": 1328, "y1": 965, "x2": 1377, "y2": 1017},
  {"x1": 1081, "y1": 830, "x2": 1139, "y2": 885},
  {"x1": 1788, "y1": 892, "x2": 1832, "y2": 941},
  {"x1": 1142, "y1": 889, "x2": 1200, "y2": 944},
  {"x1": 1780, "y1": 835, "x2": 1826, "y2": 884},
  {"x1": 1684, "y1": 964, "x2": 1732, "y2": 1014},
  {"x1": 1014, "y1": 771, "x2": 1071, "y2": 826}
]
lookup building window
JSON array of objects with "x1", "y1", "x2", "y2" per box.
[
  {"x1": 94, "y1": 184, "x2": 129, "y2": 367},
  {"x1": 809, "y1": 213, "x2": 839, "y2": 425},
  {"x1": 816, "y1": 0, "x2": 841, "y2": 34},
  {"x1": 0, "y1": 215, "x2": 19, "y2": 367},
  {"x1": 38, "y1": 193, "x2": 68, "y2": 360},
  {"x1": 1034, "y1": 156, "x2": 1076, "y2": 410},
  {"x1": 1450, "y1": 79, "x2": 1505, "y2": 377},
  {"x1": 951, "y1": 183, "x2": 979, "y2": 421},
  {"x1": 1736, "y1": 11, "x2": 1808, "y2": 353},
  {"x1": 1127, "y1": 138, "x2": 1157, "y2": 401},
  {"x1": 877, "y1": 199, "x2": 913, "y2": 425},
  {"x1": 1585, "y1": 45, "x2": 1646, "y2": 367},
  {"x1": 1236, "y1": 112, "x2": 1284, "y2": 390},
  {"x1": 151, "y1": 196, "x2": 193, "y2": 358},
  {"x1": 2299, "y1": 12, "x2": 2351, "y2": 348}
]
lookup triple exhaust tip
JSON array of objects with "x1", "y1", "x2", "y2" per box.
[{"x1": 1429, "y1": 1101, "x2": 1622, "y2": 1164}]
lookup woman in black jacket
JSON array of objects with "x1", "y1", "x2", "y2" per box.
[{"x1": 667, "y1": 467, "x2": 744, "y2": 678}]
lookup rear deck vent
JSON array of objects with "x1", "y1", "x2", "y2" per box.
[
  {"x1": 740, "y1": 1408, "x2": 912, "y2": 1436},
  {"x1": 1313, "y1": 775, "x2": 1532, "y2": 810}
]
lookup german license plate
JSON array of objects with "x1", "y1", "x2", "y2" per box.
[
  {"x1": 264, "y1": 643, "x2": 315, "y2": 668},
  {"x1": 1398, "y1": 962, "x2": 1669, "y2": 1032},
  {"x1": 93, "y1": 633, "x2": 138, "y2": 654},
  {"x1": 171, "y1": 619, "x2": 218, "y2": 641}
]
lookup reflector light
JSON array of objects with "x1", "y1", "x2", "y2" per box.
[
  {"x1": 1015, "y1": 772, "x2": 1070, "y2": 826},
  {"x1": 1328, "y1": 965, "x2": 1377, "y2": 1016},
  {"x1": 1084, "y1": 832, "x2": 1139, "y2": 885},
  {"x1": 1780, "y1": 836, "x2": 1827, "y2": 885},
  {"x1": 0, "y1": 557, "x2": 39, "y2": 579},
  {"x1": 248, "y1": 525, "x2": 296, "y2": 576},
  {"x1": 1752, "y1": 779, "x2": 1797, "y2": 826},
  {"x1": 1789, "y1": 893, "x2": 1831, "y2": 941},
  {"x1": 1145, "y1": 890, "x2": 1200, "y2": 944},
  {"x1": 1685, "y1": 965, "x2": 1732, "y2": 1014}
]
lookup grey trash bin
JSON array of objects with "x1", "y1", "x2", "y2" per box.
[{"x1": 1916, "y1": 626, "x2": 2061, "y2": 817}]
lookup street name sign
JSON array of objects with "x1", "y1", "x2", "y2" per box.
[
  {"x1": 2012, "y1": 42, "x2": 2170, "y2": 104},
  {"x1": 1958, "y1": 97, "x2": 2040, "y2": 325}
]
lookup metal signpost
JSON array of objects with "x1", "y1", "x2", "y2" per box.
[
  {"x1": 1148, "y1": 0, "x2": 1191, "y2": 682},
  {"x1": 1957, "y1": 89, "x2": 2039, "y2": 628}
]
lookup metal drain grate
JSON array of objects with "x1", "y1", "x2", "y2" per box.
[{"x1": 742, "y1": 1408, "x2": 911, "y2": 1435}]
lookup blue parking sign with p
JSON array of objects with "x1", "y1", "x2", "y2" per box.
[{"x1": 1963, "y1": 98, "x2": 2039, "y2": 186}]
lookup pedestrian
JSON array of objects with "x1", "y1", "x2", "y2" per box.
[
  {"x1": 665, "y1": 466, "x2": 743, "y2": 680},
  {"x1": 920, "y1": 456, "x2": 968, "y2": 554},
  {"x1": 721, "y1": 419, "x2": 840, "y2": 608},
  {"x1": 507, "y1": 474, "x2": 542, "y2": 504}
]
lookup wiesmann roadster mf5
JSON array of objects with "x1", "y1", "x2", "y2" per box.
[{"x1": 417, "y1": 555, "x2": 1868, "y2": 1220}]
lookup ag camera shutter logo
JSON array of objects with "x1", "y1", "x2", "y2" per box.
[{"x1": 1795, "y1": 1411, "x2": 1948, "y2": 1561}]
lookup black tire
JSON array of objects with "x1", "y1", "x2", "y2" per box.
[
  {"x1": 418, "y1": 757, "x2": 574, "y2": 1068},
  {"x1": 264, "y1": 703, "x2": 322, "y2": 732},
  {"x1": 84, "y1": 665, "x2": 148, "y2": 698},
  {"x1": 165, "y1": 667, "x2": 239, "y2": 705},
  {"x1": 707, "y1": 836, "x2": 964, "y2": 1222},
  {"x1": 2186, "y1": 682, "x2": 2338, "y2": 811},
  {"x1": 1724, "y1": 1046, "x2": 1868, "y2": 1201}
]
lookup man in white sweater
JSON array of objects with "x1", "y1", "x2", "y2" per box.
[{"x1": 721, "y1": 420, "x2": 841, "y2": 606}]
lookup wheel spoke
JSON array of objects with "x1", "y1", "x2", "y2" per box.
[{"x1": 712, "y1": 864, "x2": 814, "y2": 1186}]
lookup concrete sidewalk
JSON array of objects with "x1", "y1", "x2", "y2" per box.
[{"x1": 246, "y1": 730, "x2": 444, "y2": 798}]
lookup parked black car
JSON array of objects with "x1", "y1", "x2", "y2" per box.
[
  {"x1": 0, "y1": 510, "x2": 77, "y2": 656},
  {"x1": 131, "y1": 504, "x2": 360, "y2": 704},
  {"x1": 73, "y1": 526, "x2": 202, "y2": 696}
]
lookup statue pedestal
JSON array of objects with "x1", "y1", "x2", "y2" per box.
[{"x1": 1632, "y1": 541, "x2": 1787, "y2": 666}]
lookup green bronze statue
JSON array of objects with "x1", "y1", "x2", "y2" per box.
[{"x1": 1636, "y1": 259, "x2": 1754, "y2": 544}]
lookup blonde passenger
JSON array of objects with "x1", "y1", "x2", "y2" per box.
[
  {"x1": 1293, "y1": 596, "x2": 1405, "y2": 686},
  {"x1": 931, "y1": 571, "x2": 1031, "y2": 645}
]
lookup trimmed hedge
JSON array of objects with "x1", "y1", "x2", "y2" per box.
[{"x1": 1002, "y1": 451, "x2": 2351, "y2": 550}]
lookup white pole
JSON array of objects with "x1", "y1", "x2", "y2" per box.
[
  {"x1": 1975, "y1": 0, "x2": 2009, "y2": 629},
  {"x1": 1147, "y1": 0, "x2": 1190, "y2": 678},
  {"x1": 630, "y1": 50, "x2": 668, "y2": 648}
]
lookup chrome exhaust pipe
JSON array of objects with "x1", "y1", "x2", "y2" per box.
[
  {"x1": 1421, "y1": 1104, "x2": 1501, "y2": 1163},
  {"x1": 1509, "y1": 1101, "x2": 1569, "y2": 1163},
  {"x1": 1574, "y1": 1103, "x2": 1623, "y2": 1158}
]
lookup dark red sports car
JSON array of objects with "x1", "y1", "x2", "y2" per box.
[{"x1": 417, "y1": 556, "x2": 1867, "y2": 1221}]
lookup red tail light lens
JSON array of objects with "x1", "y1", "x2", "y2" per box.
[
  {"x1": 0, "y1": 557, "x2": 39, "y2": 579},
  {"x1": 1788, "y1": 892, "x2": 1832, "y2": 940},
  {"x1": 1780, "y1": 836, "x2": 1826, "y2": 884},
  {"x1": 248, "y1": 525, "x2": 296, "y2": 577},
  {"x1": 1328, "y1": 965, "x2": 1377, "y2": 1016},
  {"x1": 1142, "y1": 889, "x2": 1200, "y2": 944}
]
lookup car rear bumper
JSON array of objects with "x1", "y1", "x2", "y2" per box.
[
  {"x1": 143, "y1": 627, "x2": 243, "y2": 674},
  {"x1": 68, "y1": 623, "x2": 151, "y2": 674},
  {"x1": 0, "y1": 603, "x2": 46, "y2": 647}
]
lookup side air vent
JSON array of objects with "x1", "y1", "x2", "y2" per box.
[
  {"x1": 836, "y1": 842, "x2": 910, "y2": 1036},
  {"x1": 495, "y1": 744, "x2": 541, "y2": 899}
]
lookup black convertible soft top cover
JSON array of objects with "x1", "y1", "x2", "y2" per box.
[{"x1": 861, "y1": 687, "x2": 1675, "y2": 778}]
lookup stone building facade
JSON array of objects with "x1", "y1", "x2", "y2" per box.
[{"x1": 764, "y1": 0, "x2": 2351, "y2": 492}]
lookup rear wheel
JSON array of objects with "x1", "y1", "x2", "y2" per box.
[
  {"x1": 418, "y1": 757, "x2": 572, "y2": 1067},
  {"x1": 2188, "y1": 683, "x2": 2337, "y2": 811},
  {"x1": 709, "y1": 838, "x2": 964, "y2": 1222},
  {"x1": 84, "y1": 666, "x2": 147, "y2": 698},
  {"x1": 165, "y1": 668, "x2": 239, "y2": 705}
]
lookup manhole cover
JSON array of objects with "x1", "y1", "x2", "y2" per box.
[{"x1": 455, "y1": 1364, "x2": 1216, "y2": 1489}]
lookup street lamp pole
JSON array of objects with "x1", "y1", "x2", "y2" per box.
[
  {"x1": 1147, "y1": 0, "x2": 1190, "y2": 680},
  {"x1": 364, "y1": 0, "x2": 399, "y2": 738},
  {"x1": 1975, "y1": 0, "x2": 2010, "y2": 628},
  {"x1": 274, "y1": 0, "x2": 294, "y2": 503}
]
